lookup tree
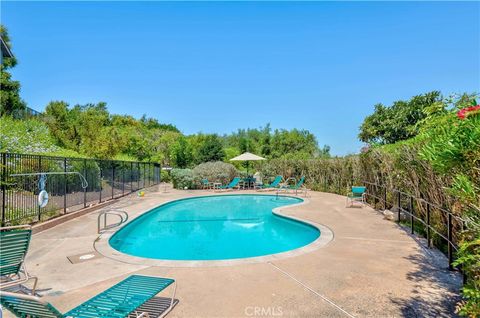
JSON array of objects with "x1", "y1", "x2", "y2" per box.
[
  {"x1": 171, "y1": 136, "x2": 193, "y2": 168},
  {"x1": 140, "y1": 115, "x2": 179, "y2": 132},
  {"x1": 359, "y1": 91, "x2": 442, "y2": 144},
  {"x1": 197, "y1": 134, "x2": 225, "y2": 163},
  {"x1": 270, "y1": 128, "x2": 319, "y2": 158},
  {"x1": 317, "y1": 145, "x2": 331, "y2": 158},
  {"x1": 44, "y1": 101, "x2": 79, "y2": 149},
  {"x1": 0, "y1": 25, "x2": 27, "y2": 117}
]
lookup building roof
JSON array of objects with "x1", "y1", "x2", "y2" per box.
[{"x1": 1, "y1": 36, "x2": 14, "y2": 59}]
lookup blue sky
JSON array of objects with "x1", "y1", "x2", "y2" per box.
[{"x1": 2, "y1": 1, "x2": 479, "y2": 155}]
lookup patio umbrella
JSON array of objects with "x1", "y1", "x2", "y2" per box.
[{"x1": 230, "y1": 152, "x2": 266, "y2": 176}]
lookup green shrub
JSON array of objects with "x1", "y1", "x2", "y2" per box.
[
  {"x1": 0, "y1": 116, "x2": 82, "y2": 157},
  {"x1": 192, "y1": 161, "x2": 237, "y2": 185},
  {"x1": 0, "y1": 116, "x2": 60, "y2": 153},
  {"x1": 161, "y1": 170, "x2": 172, "y2": 183},
  {"x1": 171, "y1": 168, "x2": 195, "y2": 189},
  {"x1": 453, "y1": 227, "x2": 480, "y2": 317}
]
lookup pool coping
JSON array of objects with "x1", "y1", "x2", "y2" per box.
[{"x1": 94, "y1": 193, "x2": 334, "y2": 267}]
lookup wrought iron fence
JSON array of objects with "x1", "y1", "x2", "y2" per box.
[
  {"x1": 363, "y1": 181, "x2": 474, "y2": 272},
  {"x1": 0, "y1": 153, "x2": 161, "y2": 226}
]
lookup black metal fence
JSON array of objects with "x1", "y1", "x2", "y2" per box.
[
  {"x1": 6, "y1": 106, "x2": 42, "y2": 119},
  {"x1": 363, "y1": 181, "x2": 474, "y2": 271},
  {"x1": 0, "y1": 153, "x2": 161, "y2": 226}
]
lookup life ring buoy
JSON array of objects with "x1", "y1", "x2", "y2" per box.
[{"x1": 38, "y1": 190, "x2": 49, "y2": 208}]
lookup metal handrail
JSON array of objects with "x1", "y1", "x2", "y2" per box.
[
  {"x1": 362, "y1": 180, "x2": 473, "y2": 271},
  {"x1": 363, "y1": 181, "x2": 470, "y2": 223},
  {"x1": 97, "y1": 209, "x2": 129, "y2": 234}
]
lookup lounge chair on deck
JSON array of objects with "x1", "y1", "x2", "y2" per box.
[
  {"x1": 278, "y1": 176, "x2": 308, "y2": 196},
  {"x1": 346, "y1": 186, "x2": 366, "y2": 207},
  {"x1": 0, "y1": 274, "x2": 177, "y2": 318},
  {"x1": 216, "y1": 177, "x2": 241, "y2": 191},
  {"x1": 0, "y1": 225, "x2": 38, "y2": 294},
  {"x1": 256, "y1": 175, "x2": 283, "y2": 191}
]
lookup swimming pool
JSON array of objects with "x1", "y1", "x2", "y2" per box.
[{"x1": 109, "y1": 195, "x2": 320, "y2": 261}]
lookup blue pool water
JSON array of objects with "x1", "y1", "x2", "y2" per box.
[{"x1": 110, "y1": 195, "x2": 320, "y2": 260}]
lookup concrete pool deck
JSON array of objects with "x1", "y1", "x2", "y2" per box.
[{"x1": 4, "y1": 186, "x2": 461, "y2": 317}]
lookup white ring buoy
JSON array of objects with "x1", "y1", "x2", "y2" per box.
[{"x1": 38, "y1": 190, "x2": 49, "y2": 208}]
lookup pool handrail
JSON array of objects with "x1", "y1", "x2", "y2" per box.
[{"x1": 97, "y1": 209, "x2": 129, "y2": 234}]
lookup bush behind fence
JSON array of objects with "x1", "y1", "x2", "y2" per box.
[{"x1": 0, "y1": 153, "x2": 161, "y2": 226}]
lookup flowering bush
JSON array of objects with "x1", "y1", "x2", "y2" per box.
[
  {"x1": 457, "y1": 104, "x2": 480, "y2": 120},
  {"x1": 171, "y1": 168, "x2": 195, "y2": 189},
  {"x1": 0, "y1": 116, "x2": 82, "y2": 157},
  {"x1": 192, "y1": 161, "x2": 237, "y2": 185},
  {"x1": 0, "y1": 116, "x2": 60, "y2": 153}
]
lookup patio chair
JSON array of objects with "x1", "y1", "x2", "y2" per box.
[
  {"x1": 279, "y1": 176, "x2": 307, "y2": 196},
  {"x1": 0, "y1": 274, "x2": 177, "y2": 318},
  {"x1": 346, "y1": 186, "x2": 366, "y2": 207},
  {"x1": 200, "y1": 178, "x2": 211, "y2": 190},
  {"x1": 256, "y1": 175, "x2": 283, "y2": 191},
  {"x1": 215, "y1": 177, "x2": 241, "y2": 192},
  {"x1": 0, "y1": 225, "x2": 38, "y2": 294}
]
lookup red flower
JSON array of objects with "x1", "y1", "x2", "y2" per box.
[{"x1": 457, "y1": 105, "x2": 480, "y2": 120}]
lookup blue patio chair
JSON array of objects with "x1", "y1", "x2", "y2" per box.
[
  {"x1": 0, "y1": 274, "x2": 177, "y2": 318},
  {"x1": 346, "y1": 186, "x2": 366, "y2": 207},
  {"x1": 200, "y1": 178, "x2": 211, "y2": 190}
]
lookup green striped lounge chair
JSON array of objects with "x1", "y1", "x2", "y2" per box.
[
  {"x1": 346, "y1": 186, "x2": 366, "y2": 207},
  {"x1": 257, "y1": 175, "x2": 283, "y2": 191},
  {"x1": 278, "y1": 177, "x2": 307, "y2": 196},
  {"x1": 215, "y1": 177, "x2": 241, "y2": 192},
  {"x1": 0, "y1": 225, "x2": 38, "y2": 294},
  {"x1": 0, "y1": 274, "x2": 177, "y2": 318}
]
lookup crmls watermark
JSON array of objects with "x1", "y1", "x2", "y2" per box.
[{"x1": 245, "y1": 306, "x2": 283, "y2": 316}]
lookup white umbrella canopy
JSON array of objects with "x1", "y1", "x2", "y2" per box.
[
  {"x1": 230, "y1": 152, "x2": 266, "y2": 161},
  {"x1": 230, "y1": 152, "x2": 266, "y2": 176}
]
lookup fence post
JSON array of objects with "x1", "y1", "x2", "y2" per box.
[
  {"x1": 383, "y1": 187, "x2": 387, "y2": 211},
  {"x1": 112, "y1": 162, "x2": 115, "y2": 200},
  {"x1": 122, "y1": 162, "x2": 125, "y2": 196},
  {"x1": 63, "y1": 157, "x2": 67, "y2": 214},
  {"x1": 1, "y1": 153, "x2": 7, "y2": 226},
  {"x1": 99, "y1": 163, "x2": 103, "y2": 203},
  {"x1": 38, "y1": 156, "x2": 42, "y2": 221},
  {"x1": 130, "y1": 162, "x2": 133, "y2": 192},
  {"x1": 137, "y1": 163, "x2": 140, "y2": 190},
  {"x1": 426, "y1": 203, "x2": 431, "y2": 248},
  {"x1": 373, "y1": 185, "x2": 378, "y2": 209},
  {"x1": 448, "y1": 213, "x2": 453, "y2": 270},
  {"x1": 397, "y1": 191, "x2": 401, "y2": 222},
  {"x1": 83, "y1": 159, "x2": 87, "y2": 208},
  {"x1": 410, "y1": 196, "x2": 414, "y2": 234}
]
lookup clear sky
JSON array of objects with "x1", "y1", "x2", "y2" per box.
[{"x1": 2, "y1": 1, "x2": 479, "y2": 155}]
